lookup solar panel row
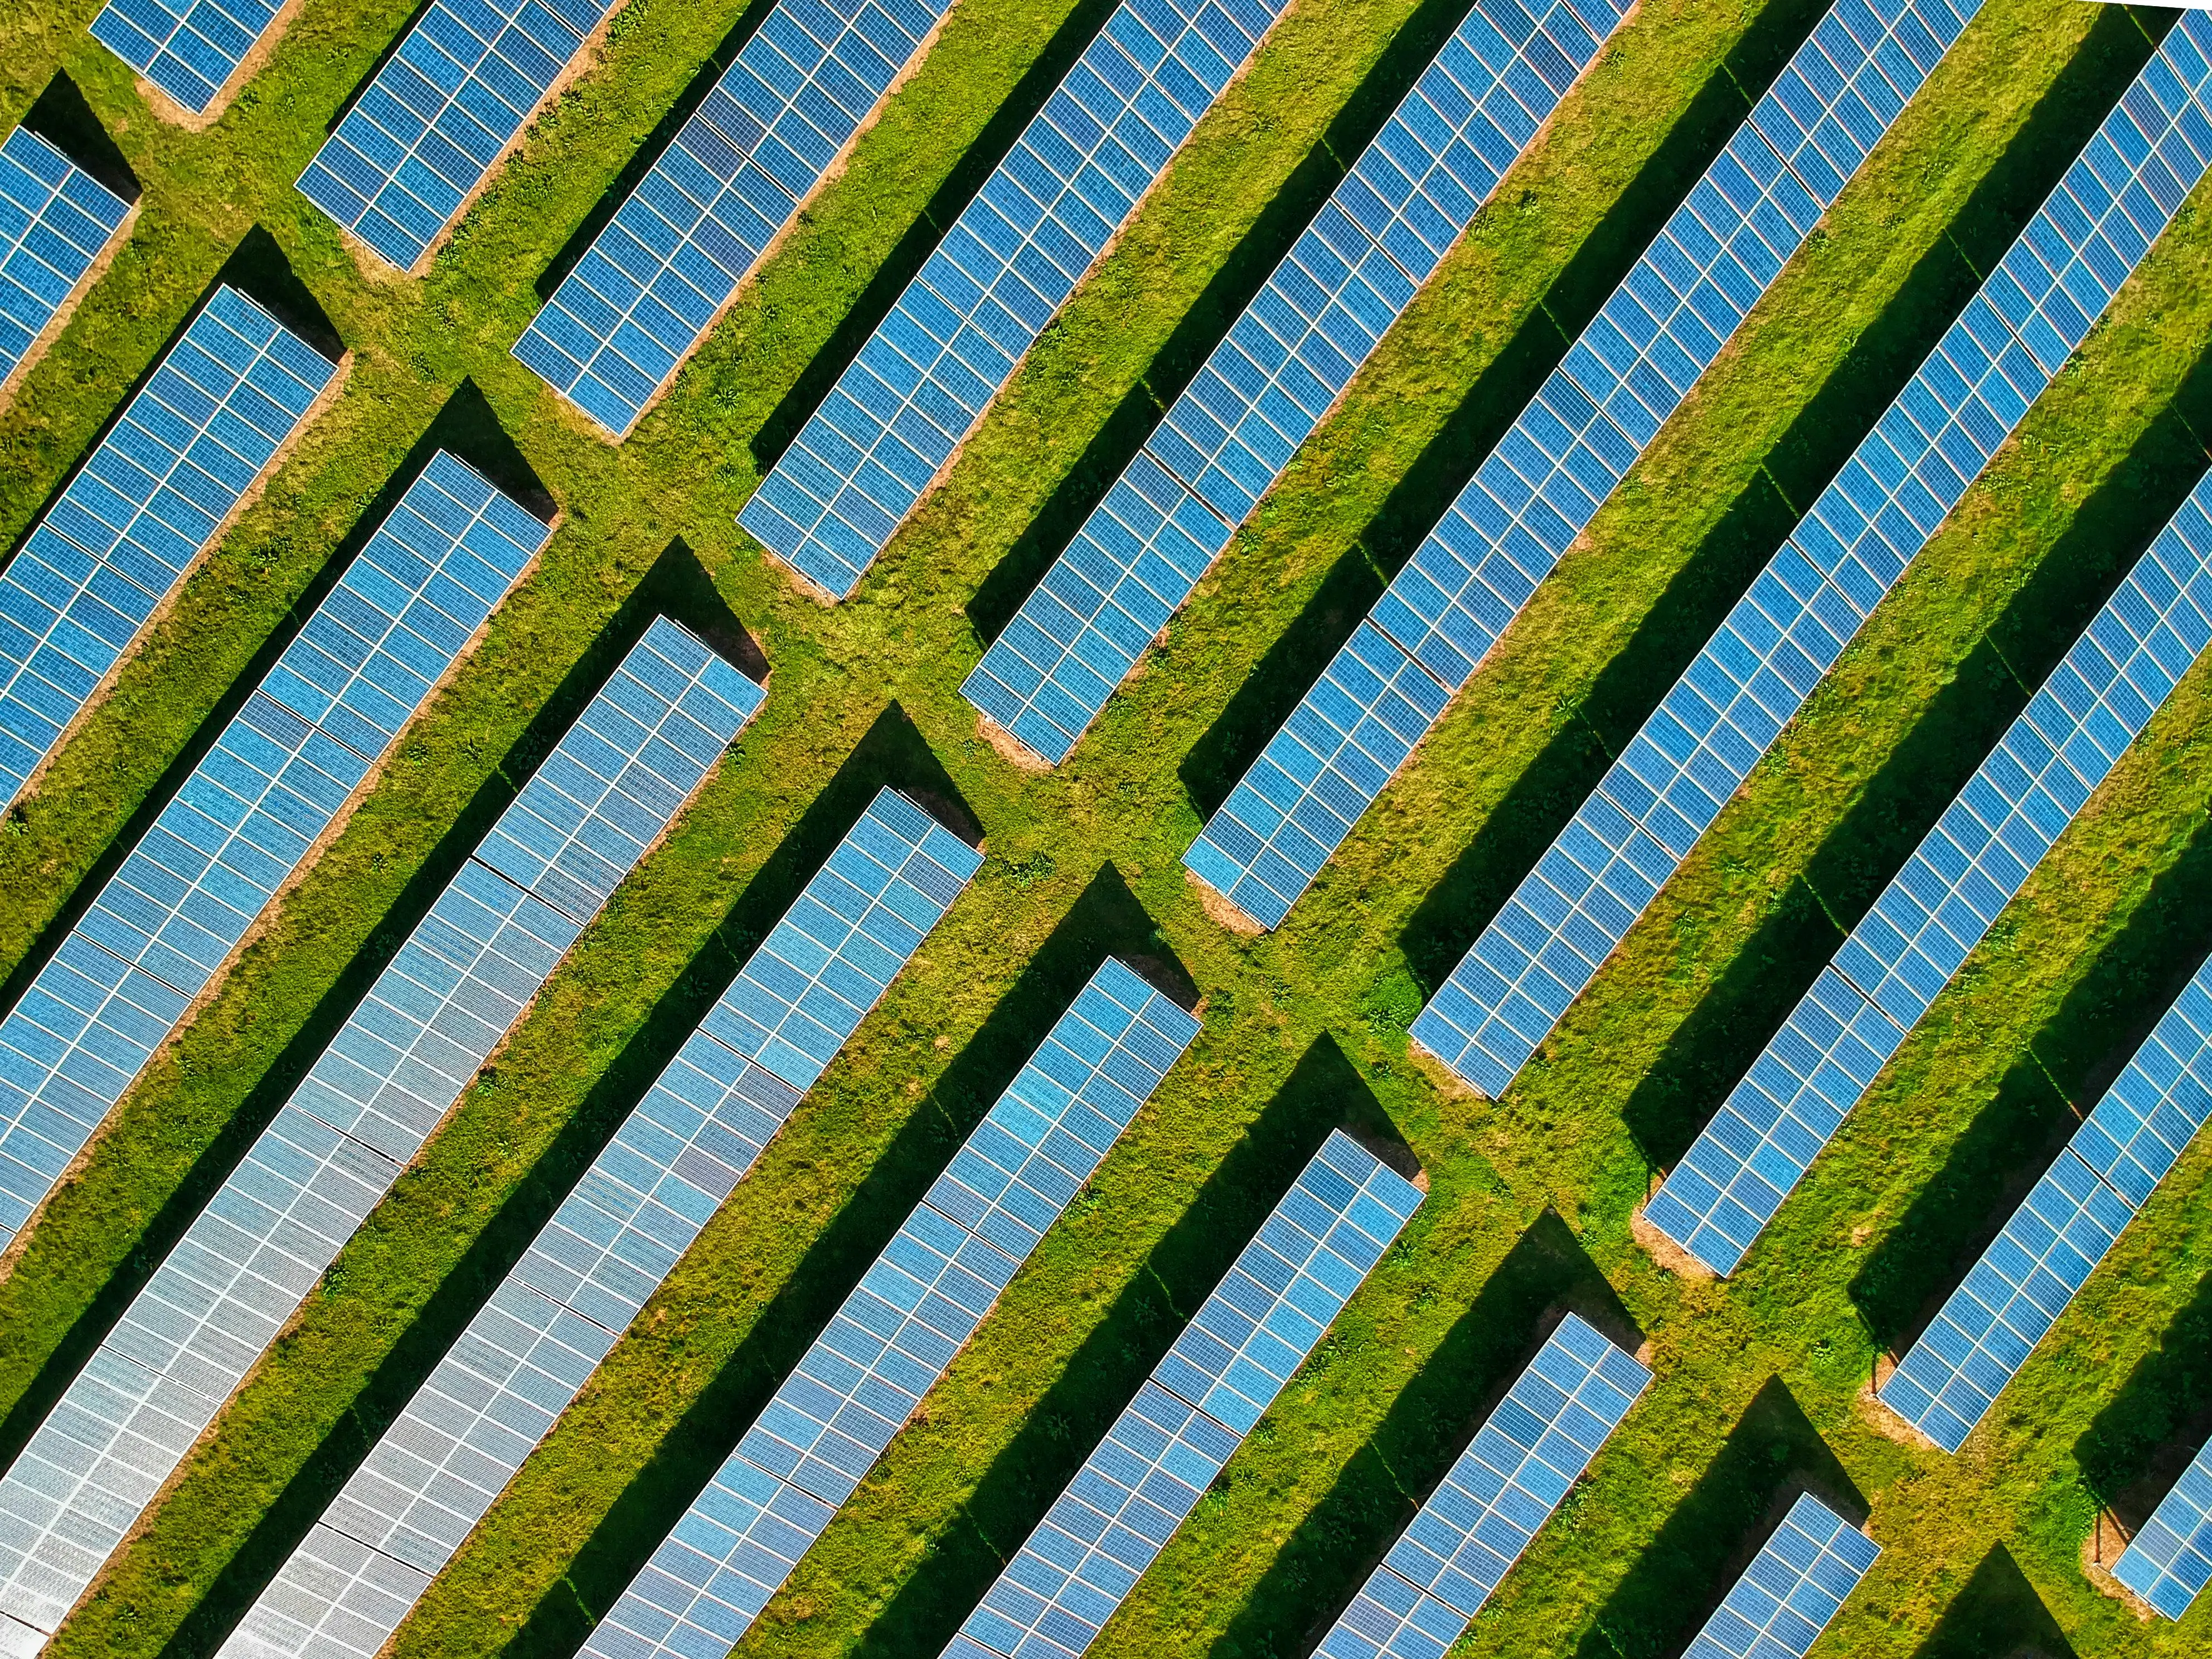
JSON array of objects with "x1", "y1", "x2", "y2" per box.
[
  {"x1": 1314, "y1": 1312, "x2": 1647, "y2": 1659},
  {"x1": 515, "y1": 0, "x2": 957, "y2": 438},
  {"x1": 0, "y1": 617, "x2": 758, "y2": 1656},
  {"x1": 958, "y1": 0, "x2": 1633, "y2": 767},
  {"x1": 1648, "y1": 467, "x2": 2212, "y2": 1278},
  {"x1": 1681, "y1": 1493, "x2": 1880, "y2": 1659},
  {"x1": 0, "y1": 452, "x2": 540, "y2": 1289},
  {"x1": 1408, "y1": 18, "x2": 2212, "y2": 1099},
  {"x1": 1879, "y1": 942, "x2": 2212, "y2": 1463},
  {"x1": 0, "y1": 126, "x2": 131, "y2": 402},
  {"x1": 738, "y1": 0, "x2": 1297, "y2": 601},
  {"x1": 576, "y1": 958, "x2": 1200, "y2": 1659},
  {"x1": 942, "y1": 1128, "x2": 1423, "y2": 1659},
  {"x1": 2115, "y1": 1429, "x2": 2212, "y2": 1621},
  {"x1": 90, "y1": 0, "x2": 287, "y2": 117},
  {"x1": 297, "y1": 0, "x2": 619, "y2": 273},
  {"x1": 211, "y1": 784, "x2": 973, "y2": 1659},
  {"x1": 1182, "y1": 0, "x2": 1988, "y2": 932},
  {"x1": 0, "y1": 284, "x2": 339, "y2": 811}
]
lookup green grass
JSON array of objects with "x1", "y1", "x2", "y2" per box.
[{"x1": 0, "y1": 0, "x2": 2209, "y2": 1655}]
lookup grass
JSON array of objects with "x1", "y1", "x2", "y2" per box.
[{"x1": 0, "y1": 0, "x2": 2208, "y2": 1655}]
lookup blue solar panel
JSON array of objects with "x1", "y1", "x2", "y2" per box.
[
  {"x1": 297, "y1": 0, "x2": 619, "y2": 273},
  {"x1": 0, "y1": 284, "x2": 341, "y2": 811},
  {"x1": 515, "y1": 0, "x2": 959, "y2": 438},
  {"x1": 1681, "y1": 1494, "x2": 1880, "y2": 1659},
  {"x1": 1314, "y1": 1313, "x2": 1646, "y2": 1658},
  {"x1": 1878, "y1": 954, "x2": 2212, "y2": 1454},
  {"x1": 1183, "y1": 0, "x2": 1988, "y2": 931},
  {"x1": 2115, "y1": 1430, "x2": 2212, "y2": 1621},
  {"x1": 1408, "y1": 18, "x2": 2212, "y2": 1098},
  {"x1": 738, "y1": 0, "x2": 1299, "y2": 600},
  {"x1": 0, "y1": 452, "x2": 542, "y2": 1265},
  {"x1": 959, "y1": 0, "x2": 1633, "y2": 764},
  {"x1": 0, "y1": 618, "x2": 760, "y2": 1653},
  {"x1": 206, "y1": 787, "x2": 972, "y2": 1659},
  {"x1": 0, "y1": 127, "x2": 131, "y2": 401},
  {"x1": 89, "y1": 0, "x2": 288, "y2": 117},
  {"x1": 940, "y1": 1129, "x2": 1422, "y2": 1659},
  {"x1": 1649, "y1": 467, "x2": 2212, "y2": 1277},
  {"x1": 569, "y1": 959, "x2": 1200, "y2": 1659}
]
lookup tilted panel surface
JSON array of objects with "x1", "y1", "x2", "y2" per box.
[
  {"x1": 0, "y1": 284, "x2": 338, "y2": 810},
  {"x1": 0, "y1": 617, "x2": 753, "y2": 1655},
  {"x1": 0, "y1": 127, "x2": 130, "y2": 395},
  {"x1": 216, "y1": 788, "x2": 989, "y2": 1659},
  {"x1": 737, "y1": 0, "x2": 1296, "y2": 600},
  {"x1": 576, "y1": 959, "x2": 1199, "y2": 1659},
  {"x1": 2115, "y1": 1432, "x2": 2212, "y2": 1621},
  {"x1": 0, "y1": 452, "x2": 540, "y2": 1271},
  {"x1": 943, "y1": 1129, "x2": 1423, "y2": 1659},
  {"x1": 1185, "y1": 0, "x2": 1988, "y2": 930},
  {"x1": 1408, "y1": 20, "x2": 2212, "y2": 1097},
  {"x1": 1681, "y1": 1493, "x2": 1880, "y2": 1659},
  {"x1": 1648, "y1": 467, "x2": 2212, "y2": 1275},
  {"x1": 90, "y1": 0, "x2": 287, "y2": 115},
  {"x1": 515, "y1": 0, "x2": 955, "y2": 437},
  {"x1": 960, "y1": 0, "x2": 1632, "y2": 765},
  {"x1": 297, "y1": 0, "x2": 620, "y2": 272},
  {"x1": 1880, "y1": 954, "x2": 2212, "y2": 1452},
  {"x1": 1314, "y1": 1312, "x2": 1647, "y2": 1658}
]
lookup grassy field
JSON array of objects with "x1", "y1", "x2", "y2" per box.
[{"x1": 1, "y1": 0, "x2": 2210, "y2": 1655}]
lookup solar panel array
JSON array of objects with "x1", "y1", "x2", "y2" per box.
[
  {"x1": 297, "y1": 0, "x2": 619, "y2": 273},
  {"x1": 2115, "y1": 1430, "x2": 2212, "y2": 1621},
  {"x1": 1313, "y1": 1312, "x2": 1647, "y2": 1659},
  {"x1": 1408, "y1": 21, "x2": 2212, "y2": 1099},
  {"x1": 941, "y1": 1129, "x2": 1423, "y2": 1659},
  {"x1": 89, "y1": 0, "x2": 287, "y2": 117},
  {"x1": 0, "y1": 452, "x2": 540, "y2": 1284},
  {"x1": 0, "y1": 618, "x2": 758, "y2": 1655},
  {"x1": 737, "y1": 0, "x2": 1297, "y2": 601},
  {"x1": 958, "y1": 0, "x2": 1632, "y2": 766},
  {"x1": 1880, "y1": 948, "x2": 2212, "y2": 1457},
  {"x1": 1680, "y1": 1494, "x2": 1880, "y2": 1659},
  {"x1": 515, "y1": 0, "x2": 958, "y2": 438},
  {"x1": 1182, "y1": 0, "x2": 1988, "y2": 932},
  {"x1": 0, "y1": 284, "x2": 339, "y2": 811},
  {"x1": 0, "y1": 126, "x2": 130, "y2": 399},
  {"x1": 215, "y1": 800, "x2": 988, "y2": 1659},
  {"x1": 574, "y1": 959, "x2": 1201, "y2": 1659},
  {"x1": 1648, "y1": 469, "x2": 2212, "y2": 1279}
]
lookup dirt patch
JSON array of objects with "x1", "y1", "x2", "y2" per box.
[
  {"x1": 1631, "y1": 1201, "x2": 1716, "y2": 1281},
  {"x1": 134, "y1": 0, "x2": 308, "y2": 132},
  {"x1": 977, "y1": 713, "x2": 1052, "y2": 772}
]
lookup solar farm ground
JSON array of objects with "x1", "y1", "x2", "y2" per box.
[{"x1": 3, "y1": 0, "x2": 2211, "y2": 1656}]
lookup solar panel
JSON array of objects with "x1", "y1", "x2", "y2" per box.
[
  {"x1": 206, "y1": 785, "x2": 975, "y2": 1659},
  {"x1": 1407, "y1": 17, "x2": 2212, "y2": 1098},
  {"x1": 1879, "y1": 952, "x2": 2212, "y2": 1453},
  {"x1": 0, "y1": 618, "x2": 761, "y2": 1654},
  {"x1": 1313, "y1": 1312, "x2": 1646, "y2": 1658},
  {"x1": 0, "y1": 126, "x2": 131, "y2": 402},
  {"x1": 1183, "y1": 0, "x2": 1991, "y2": 931},
  {"x1": 89, "y1": 0, "x2": 289, "y2": 117},
  {"x1": 1647, "y1": 467, "x2": 2212, "y2": 1278},
  {"x1": 0, "y1": 283, "x2": 341, "y2": 811},
  {"x1": 1678, "y1": 1493, "x2": 1880, "y2": 1659},
  {"x1": 2115, "y1": 1430, "x2": 2212, "y2": 1621},
  {"x1": 958, "y1": 0, "x2": 1633, "y2": 765},
  {"x1": 0, "y1": 453, "x2": 541, "y2": 1281},
  {"x1": 737, "y1": 0, "x2": 1301, "y2": 600},
  {"x1": 570, "y1": 959, "x2": 1200, "y2": 1659},
  {"x1": 297, "y1": 0, "x2": 620, "y2": 274},
  {"x1": 514, "y1": 0, "x2": 960, "y2": 438},
  {"x1": 941, "y1": 1128, "x2": 1423, "y2": 1659}
]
